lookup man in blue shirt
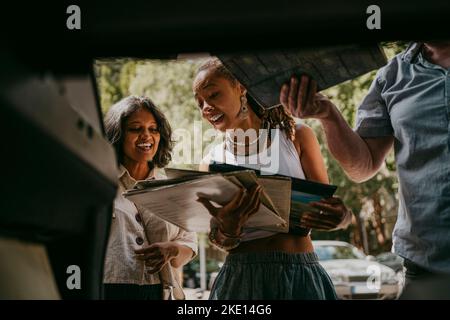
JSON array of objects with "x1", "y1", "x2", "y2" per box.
[{"x1": 282, "y1": 42, "x2": 450, "y2": 297}]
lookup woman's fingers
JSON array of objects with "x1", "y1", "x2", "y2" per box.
[
  {"x1": 139, "y1": 249, "x2": 168, "y2": 273},
  {"x1": 146, "y1": 261, "x2": 165, "y2": 274},
  {"x1": 309, "y1": 198, "x2": 346, "y2": 218},
  {"x1": 309, "y1": 201, "x2": 343, "y2": 216},
  {"x1": 198, "y1": 188, "x2": 246, "y2": 220},
  {"x1": 135, "y1": 244, "x2": 156, "y2": 255},
  {"x1": 311, "y1": 197, "x2": 342, "y2": 206},
  {"x1": 235, "y1": 188, "x2": 248, "y2": 208},
  {"x1": 301, "y1": 214, "x2": 340, "y2": 229},
  {"x1": 143, "y1": 252, "x2": 163, "y2": 261},
  {"x1": 239, "y1": 184, "x2": 260, "y2": 209},
  {"x1": 243, "y1": 184, "x2": 259, "y2": 205},
  {"x1": 135, "y1": 245, "x2": 163, "y2": 261},
  {"x1": 244, "y1": 185, "x2": 262, "y2": 217},
  {"x1": 303, "y1": 207, "x2": 343, "y2": 224},
  {"x1": 297, "y1": 212, "x2": 340, "y2": 229},
  {"x1": 294, "y1": 220, "x2": 335, "y2": 231},
  {"x1": 220, "y1": 185, "x2": 262, "y2": 234},
  {"x1": 226, "y1": 187, "x2": 247, "y2": 210},
  {"x1": 248, "y1": 201, "x2": 261, "y2": 218},
  {"x1": 144, "y1": 257, "x2": 163, "y2": 266},
  {"x1": 196, "y1": 197, "x2": 219, "y2": 217},
  {"x1": 303, "y1": 212, "x2": 341, "y2": 224}
]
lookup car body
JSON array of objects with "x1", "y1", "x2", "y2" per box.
[
  {"x1": 313, "y1": 240, "x2": 401, "y2": 300},
  {"x1": 183, "y1": 258, "x2": 222, "y2": 290}
]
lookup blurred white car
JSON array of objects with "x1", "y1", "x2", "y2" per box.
[{"x1": 313, "y1": 240, "x2": 401, "y2": 300}]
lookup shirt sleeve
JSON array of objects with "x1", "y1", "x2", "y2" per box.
[
  {"x1": 354, "y1": 69, "x2": 393, "y2": 137},
  {"x1": 173, "y1": 229, "x2": 198, "y2": 257}
]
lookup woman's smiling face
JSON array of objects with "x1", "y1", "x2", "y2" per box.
[
  {"x1": 122, "y1": 107, "x2": 161, "y2": 165},
  {"x1": 193, "y1": 70, "x2": 245, "y2": 132}
]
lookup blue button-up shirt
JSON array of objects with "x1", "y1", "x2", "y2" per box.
[{"x1": 355, "y1": 43, "x2": 450, "y2": 273}]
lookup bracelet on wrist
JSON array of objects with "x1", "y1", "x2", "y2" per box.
[
  {"x1": 209, "y1": 224, "x2": 242, "y2": 251},
  {"x1": 219, "y1": 228, "x2": 243, "y2": 239}
]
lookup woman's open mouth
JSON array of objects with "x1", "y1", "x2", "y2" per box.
[
  {"x1": 210, "y1": 113, "x2": 225, "y2": 125},
  {"x1": 136, "y1": 142, "x2": 154, "y2": 152}
]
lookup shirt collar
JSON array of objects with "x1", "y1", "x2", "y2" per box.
[
  {"x1": 118, "y1": 164, "x2": 156, "y2": 189},
  {"x1": 401, "y1": 42, "x2": 423, "y2": 64},
  {"x1": 402, "y1": 42, "x2": 446, "y2": 71}
]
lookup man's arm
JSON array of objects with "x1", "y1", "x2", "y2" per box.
[
  {"x1": 281, "y1": 75, "x2": 393, "y2": 182},
  {"x1": 320, "y1": 105, "x2": 394, "y2": 182}
]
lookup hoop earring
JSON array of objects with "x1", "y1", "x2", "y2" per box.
[{"x1": 239, "y1": 95, "x2": 249, "y2": 120}]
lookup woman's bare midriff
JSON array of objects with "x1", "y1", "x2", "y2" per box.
[{"x1": 229, "y1": 233, "x2": 314, "y2": 254}]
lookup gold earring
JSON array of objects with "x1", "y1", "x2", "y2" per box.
[{"x1": 239, "y1": 95, "x2": 249, "y2": 120}]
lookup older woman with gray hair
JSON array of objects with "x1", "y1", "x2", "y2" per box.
[{"x1": 103, "y1": 96, "x2": 197, "y2": 300}]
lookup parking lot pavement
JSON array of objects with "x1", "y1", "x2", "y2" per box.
[{"x1": 184, "y1": 288, "x2": 211, "y2": 300}]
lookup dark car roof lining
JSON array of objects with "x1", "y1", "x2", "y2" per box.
[{"x1": 3, "y1": 0, "x2": 449, "y2": 74}]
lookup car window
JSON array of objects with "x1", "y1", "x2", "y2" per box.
[{"x1": 315, "y1": 245, "x2": 366, "y2": 260}]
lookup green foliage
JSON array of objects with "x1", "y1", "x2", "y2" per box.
[
  {"x1": 94, "y1": 59, "x2": 137, "y2": 114},
  {"x1": 128, "y1": 59, "x2": 201, "y2": 129}
]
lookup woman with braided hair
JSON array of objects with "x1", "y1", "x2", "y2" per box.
[{"x1": 193, "y1": 58, "x2": 352, "y2": 300}]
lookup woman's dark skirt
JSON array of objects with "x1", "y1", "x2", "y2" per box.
[{"x1": 209, "y1": 251, "x2": 337, "y2": 300}]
